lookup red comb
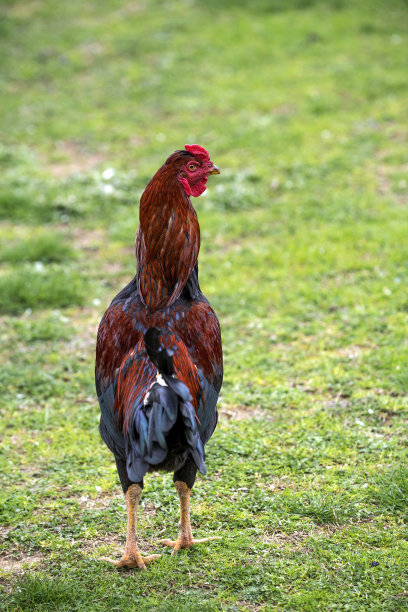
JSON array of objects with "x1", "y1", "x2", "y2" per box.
[{"x1": 185, "y1": 144, "x2": 210, "y2": 161}]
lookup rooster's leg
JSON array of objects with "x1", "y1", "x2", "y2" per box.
[
  {"x1": 101, "y1": 483, "x2": 160, "y2": 569},
  {"x1": 161, "y1": 480, "x2": 220, "y2": 554}
]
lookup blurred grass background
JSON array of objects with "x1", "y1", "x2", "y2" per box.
[{"x1": 1, "y1": 0, "x2": 408, "y2": 610}]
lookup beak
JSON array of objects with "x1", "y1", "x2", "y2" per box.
[{"x1": 209, "y1": 163, "x2": 221, "y2": 175}]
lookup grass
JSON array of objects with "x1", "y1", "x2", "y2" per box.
[
  {"x1": 1, "y1": 0, "x2": 408, "y2": 609},
  {"x1": 0, "y1": 234, "x2": 76, "y2": 264},
  {"x1": 0, "y1": 267, "x2": 86, "y2": 314}
]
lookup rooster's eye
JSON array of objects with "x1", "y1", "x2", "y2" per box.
[{"x1": 188, "y1": 163, "x2": 197, "y2": 172}]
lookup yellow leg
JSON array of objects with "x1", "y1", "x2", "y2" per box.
[
  {"x1": 161, "y1": 481, "x2": 220, "y2": 554},
  {"x1": 100, "y1": 484, "x2": 161, "y2": 569}
]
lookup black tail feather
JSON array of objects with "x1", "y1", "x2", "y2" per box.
[{"x1": 125, "y1": 328, "x2": 206, "y2": 482}]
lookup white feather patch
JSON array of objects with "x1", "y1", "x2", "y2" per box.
[{"x1": 143, "y1": 372, "x2": 168, "y2": 405}]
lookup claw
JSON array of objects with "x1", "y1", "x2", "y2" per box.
[{"x1": 160, "y1": 538, "x2": 184, "y2": 554}]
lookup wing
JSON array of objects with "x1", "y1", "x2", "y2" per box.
[
  {"x1": 115, "y1": 341, "x2": 156, "y2": 433},
  {"x1": 95, "y1": 301, "x2": 140, "y2": 458},
  {"x1": 175, "y1": 299, "x2": 223, "y2": 444}
]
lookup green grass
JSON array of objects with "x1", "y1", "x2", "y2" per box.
[
  {"x1": 1, "y1": 0, "x2": 408, "y2": 609},
  {"x1": 0, "y1": 267, "x2": 87, "y2": 314},
  {"x1": 0, "y1": 234, "x2": 76, "y2": 264}
]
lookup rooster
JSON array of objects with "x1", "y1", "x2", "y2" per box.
[{"x1": 95, "y1": 144, "x2": 223, "y2": 569}]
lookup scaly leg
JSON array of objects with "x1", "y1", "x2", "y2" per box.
[
  {"x1": 101, "y1": 483, "x2": 160, "y2": 569},
  {"x1": 161, "y1": 481, "x2": 220, "y2": 554}
]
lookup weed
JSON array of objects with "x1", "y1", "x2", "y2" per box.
[{"x1": 370, "y1": 465, "x2": 408, "y2": 514}]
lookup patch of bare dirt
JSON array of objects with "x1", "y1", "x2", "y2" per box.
[
  {"x1": 81, "y1": 532, "x2": 160, "y2": 558},
  {"x1": 60, "y1": 303, "x2": 103, "y2": 356},
  {"x1": 47, "y1": 141, "x2": 106, "y2": 178},
  {"x1": 0, "y1": 553, "x2": 43, "y2": 576},
  {"x1": 71, "y1": 227, "x2": 105, "y2": 251},
  {"x1": 117, "y1": 2, "x2": 148, "y2": 17},
  {"x1": 71, "y1": 226, "x2": 134, "y2": 279},
  {"x1": 80, "y1": 532, "x2": 124, "y2": 556},
  {"x1": 272, "y1": 103, "x2": 297, "y2": 117},
  {"x1": 219, "y1": 405, "x2": 269, "y2": 421},
  {"x1": 75, "y1": 491, "x2": 120, "y2": 511},
  {"x1": 259, "y1": 476, "x2": 293, "y2": 493},
  {"x1": 73, "y1": 491, "x2": 158, "y2": 519},
  {"x1": 235, "y1": 603, "x2": 264, "y2": 612},
  {"x1": 336, "y1": 345, "x2": 365, "y2": 360},
  {"x1": 0, "y1": 526, "x2": 11, "y2": 540},
  {"x1": 262, "y1": 518, "x2": 376, "y2": 552},
  {"x1": 375, "y1": 158, "x2": 408, "y2": 205},
  {"x1": 261, "y1": 524, "x2": 345, "y2": 551}
]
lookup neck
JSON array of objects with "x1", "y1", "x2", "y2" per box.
[{"x1": 136, "y1": 164, "x2": 200, "y2": 312}]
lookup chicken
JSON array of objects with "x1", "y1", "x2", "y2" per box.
[{"x1": 95, "y1": 144, "x2": 223, "y2": 569}]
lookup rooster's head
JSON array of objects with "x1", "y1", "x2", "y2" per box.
[{"x1": 174, "y1": 144, "x2": 220, "y2": 198}]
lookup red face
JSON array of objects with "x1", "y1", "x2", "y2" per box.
[{"x1": 178, "y1": 144, "x2": 220, "y2": 198}]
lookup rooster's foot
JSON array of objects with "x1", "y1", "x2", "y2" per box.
[
  {"x1": 160, "y1": 536, "x2": 220, "y2": 554},
  {"x1": 100, "y1": 553, "x2": 161, "y2": 570}
]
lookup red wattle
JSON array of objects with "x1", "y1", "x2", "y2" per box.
[
  {"x1": 179, "y1": 177, "x2": 207, "y2": 198},
  {"x1": 190, "y1": 182, "x2": 207, "y2": 197}
]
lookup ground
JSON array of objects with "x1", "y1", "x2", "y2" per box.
[{"x1": 0, "y1": 0, "x2": 408, "y2": 610}]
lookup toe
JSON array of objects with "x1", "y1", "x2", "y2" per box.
[
  {"x1": 160, "y1": 538, "x2": 177, "y2": 547},
  {"x1": 143, "y1": 554, "x2": 161, "y2": 565},
  {"x1": 160, "y1": 535, "x2": 219, "y2": 554},
  {"x1": 171, "y1": 541, "x2": 182, "y2": 554},
  {"x1": 160, "y1": 537, "x2": 191, "y2": 552}
]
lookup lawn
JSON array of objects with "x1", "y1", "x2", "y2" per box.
[{"x1": 1, "y1": 0, "x2": 408, "y2": 609}]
